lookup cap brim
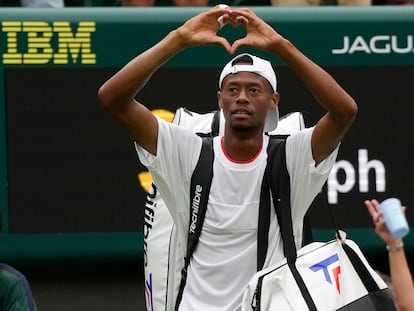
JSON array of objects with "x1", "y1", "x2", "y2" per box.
[{"x1": 264, "y1": 108, "x2": 279, "y2": 133}]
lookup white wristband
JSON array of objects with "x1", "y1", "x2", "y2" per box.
[{"x1": 386, "y1": 242, "x2": 404, "y2": 253}]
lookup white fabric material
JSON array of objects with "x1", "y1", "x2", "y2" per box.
[
  {"x1": 143, "y1": 109, "x2": 218, "y2": 311},
  {"x1": 143, "y1": 109, "x2": 304, "y2": 311},
  {"x1": 143, "y1": 183, "x2": 174, "y2": 310},
  {"x1": 269, "y1": 111, "x2": 305, "y2": 136},
  {"x1": 137, "y1": 116, "x2": 338, "y2": 311},
  {"x1": 241, "y1": 237, "x2": 388, "y2": 311},
  {"x1": 219, "y1": 53, "x2": 277, "y2": 93},
  {"x1": 172, "y1": 108, "x2": 218, "y2": 135}
]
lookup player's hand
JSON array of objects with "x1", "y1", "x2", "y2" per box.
[
  {"x1": 175, "y1": 5, "x2": 233, "y2": 52},
  {"x1": 229, "y1": 8, "x2": 283, "y2": 54}
]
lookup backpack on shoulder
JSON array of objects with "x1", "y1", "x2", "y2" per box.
[{"x1": 175, "y1": 134, "x2": 293, "y2": 310}]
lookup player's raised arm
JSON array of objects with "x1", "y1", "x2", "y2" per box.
[
  {"x1": 97, "y1": 6, "x2": 233, "y2": 155},
  {"x1": 230, "y1": 8, "x2": 358, "y2": 165}
]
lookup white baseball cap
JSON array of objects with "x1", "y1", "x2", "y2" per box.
[{"x1": 219, "y1": 53, "x2": 279, "y2": 132}]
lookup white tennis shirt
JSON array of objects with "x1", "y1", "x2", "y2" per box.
[{"x1": 136, "y1": 118, "x2": 338, "y2": 311}]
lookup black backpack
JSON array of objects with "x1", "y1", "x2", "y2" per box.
[{"x1": 175, "y1": 133, "x2": 300, "y2": 310}]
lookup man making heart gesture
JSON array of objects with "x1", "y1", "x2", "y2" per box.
[{"x1": 98, "y1": 6, "x2": 357, "y2": 311}]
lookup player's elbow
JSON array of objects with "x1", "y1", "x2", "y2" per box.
[
  {"x1": 97, "y1": 82, "x2": 114, "y2": 112},
  {"x1": 340, "y1": 97, "x2": 358, "y2": 127},
  {"x1": 348, "y1": 98, "x2": 358, "y2": 120},
  {"x1": 97, "y1": 82, "x2": 128, "y2": 118}
]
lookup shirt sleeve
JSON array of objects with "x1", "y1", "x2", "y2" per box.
[
  {"x1": 286, "y1": 127, "x2": 339, "y2": 243},
  {"x1": 135, "y1": 118, "x2": 202, "y2": 217}
]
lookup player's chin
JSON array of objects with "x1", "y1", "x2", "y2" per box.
[{"x1": 229, "y1": 121, "x2": 253, "y2": 132}]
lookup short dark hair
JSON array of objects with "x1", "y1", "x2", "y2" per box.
[{"x1": 231, "y1": 54, "x2": 253, "y2": 66}]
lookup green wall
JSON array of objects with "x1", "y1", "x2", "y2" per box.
[{"x1": 1, "y1": 6, "x2": 413, "y2": 269}]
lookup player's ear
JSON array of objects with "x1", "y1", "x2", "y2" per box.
[
  {"x1": 217, "y1": 91, "x2": 223, "y2": 109},
  {"x1": 270, "y1": 92, "x2": 280, "y2": 109}
]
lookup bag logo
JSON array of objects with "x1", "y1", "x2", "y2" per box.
[
  {"x1": 309, "y1": 253, "x2": 341, "y2": 293},
  {"x1": 145, "y1": 272, "x2": 154, "y2": 311},
  {"x1": 190, "y1": 184, "x2": 202, "y2": 234}
]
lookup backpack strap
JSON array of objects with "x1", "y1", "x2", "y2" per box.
[
  {"x1": 266, "y1": 135, "x2": 297, "y2": 261},
  {"x1": 175, "y1": 136, "x2": 214, "y2": 310},
  {"x1": 257, "y1": 135, "x2": 291, "y2": 270},
  {"x1": 210, "y1": 109, "x2": 221, "y2": 137},
  {"x1": 175, "y1": 133, "x2": 314, "y2": 308},
  {"x1": 265, "y1": 135, "x2": 317, "y2": 310}
]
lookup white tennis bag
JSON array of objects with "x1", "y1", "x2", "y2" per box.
[{"x1": 241, "y1": 231, "x2": 396, "y2": 311}]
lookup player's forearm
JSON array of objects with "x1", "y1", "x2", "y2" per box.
[{"x1": 270, "y1": 38, "x2": 357, "y2": 125}]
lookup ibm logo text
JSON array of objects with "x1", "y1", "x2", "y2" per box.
[{"x1": 2, "y1": 21, "x2": 96, "y2": 65}]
